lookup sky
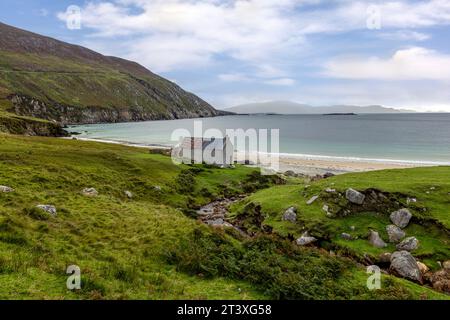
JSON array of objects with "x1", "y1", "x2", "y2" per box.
[{"x1": 1, "y1": 0, "x2": 450, "y2": 111}]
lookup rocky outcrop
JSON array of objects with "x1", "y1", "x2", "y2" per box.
[
  {"x1": 282, "y1": 207, "x2": 297, "y2": 222},
  {"x1": 36, "y1": 205, "x2": 57, "y2": 216},
  {"x1": 396, "y1": 237, "x2": 419, "y2": 251},
  {"x1": 368, "y1": 230, "x2": 387, "y2": 248},
  {"x1": 296, "y1": 232, "x2": 317, "y2": 246},
  {"x1": 0, "y1": 186, "x2": 14, "y2": 193},
  {"x1": 82, "y1": 188, "x2": 98, "y2": 197},
  {"x1": 390, "y1": 208, "x2": 412, "y2": 228},
  {"x1": 390, "y1": 251, "x2": 421, "y2": 282},
  {"x1": 0, "y1": 111, "x2": 68, "y2": 137},
  {"x1": 345, "y1": 188, "x2": 365, "y2": 205},
  {"x1": 386, "y1": 225, "x2": 406, "y2": 243}
]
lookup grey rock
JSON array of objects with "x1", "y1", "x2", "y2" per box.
[
  {"x1": 284, "y1": 170, "x2": 297, "y2": 177},
  {"x1": 325, "y1": 188, "x2": 336, "y2": 193},
  {"x1": 82, "y1": 187, "x2": 98, "y2": 197},
  {"x1": 345, "y1": 188, "x2": 365, "y2": 205},
  {"x1": 306, "y1": 195, "x2": 319, "y2": 205},
  {"x1": 124, "y1": 190, "x2": 133, "y2": 198},
  {"x1": 154, "y1": 186, "x2": 162, "y2": 191},
  {"x1": 390, "y1": 208, "x2": 412, "y2": 228},
  {"x1": 340, "y1": 233, "x2": 353, "y2": 240},
  {"x1": 396, "y1": 236, "x2": 419, "y2": 251},
  {"x1": 36, "y1": 205, "x2": 57, "y2": 216},
  {"x1": 386, "y1": 224, "x2": 406, "y2": 243},
  {"x1": 282, "y1": 207, "x2": 297, "y2": 222},
  {"x1": 369, "y1": 230, "x2": 387, "y2": 248},
  {"x1": 296, "y1": 232, "x2": 317, "y2": 246},
  {"x1": 390, "y1": 251, "x2": 422, "y2": 282},
  {"x1": 0, "y1": 186, "x2": 14, "y2": 193}
]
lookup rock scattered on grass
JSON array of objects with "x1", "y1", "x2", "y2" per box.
[
  {"x1": 340, "y1": 233, "x2": 352, "y2": 240},
  {"x1": 282, "y1": 207, "x2": 297, "y2": 222},
  {"x1": 390, "y1": 208, "x2": 412, "y2": 228},
  {"x1": 306, "y1": 195, "x2": 319, "y2": 205},
  {"x1": 386, "y1": 224, "x2": 406, "y2": 243},
  {"x1": 296, "y1": 232, "x2": 317, "y2": 246},
  {"x1": 325, "y1": 188, "x2": 336, "y2": 193},
  {"x1": 82, "y1": 188, "x2": 98, "y2": 197},
  {"x1": 0, "y1": 186, "x2": 14, "y2": 193},
  {"x1": 124, "y1": 190, "x2": 133, "y2": 198},
  {"x1": 345, "y1": 188, "x2": 365, "y2": 205},
  {"x1": 417, "y1": 261, "x2": 429, "y2": 274},
  {"x1": 36, "y1": 205, "x2": 57, "y2": 216},
  {"x1": 396, "y1": 236, "x2": 419, "y2": 251},
  {"x1": 154, "y1": 186, "x2": 162, "y2": 191},
  {"x1": 390, "y1": 250, "x2": 422, "y2": 282},
  {"x1": 368, "y1": 230, "x2": 387, "y2": 248}
]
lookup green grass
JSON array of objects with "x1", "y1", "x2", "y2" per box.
[
  {"x1": 230, "y1": 167, "x2": 450, "y2": 271},
  {"x1": 0, "y1": 134, "x2": 448, "y2": 299}
]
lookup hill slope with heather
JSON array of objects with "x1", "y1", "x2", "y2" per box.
[{"x1": 0, "y1": 22, "x2": 222, "y2": 130}]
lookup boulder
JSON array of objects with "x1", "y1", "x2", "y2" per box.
[
  {"x1": 390, "y1": 208, "x2": 412, "y2": 228},
  {"x1": 36, "y1": 205, "x2": 57, "y2": 216},
  {"x1": 396, "y1": 237, "x2": 419, "y2": 251},
  {"x1": 443, "y1": 260, "x2": 450, "y2": 271},
  {"x1": 82, "y1": 188, "x2": 98, "y2": 197},
  {"x1": 340, "y1": 233, "x2": 352, "y2": 240},
  {"x1": 0, "y1": 186, "x2": 14, "y2": 193},
  {"x1": 296, "y1": 232, "x2": 317, "y2": 246},
  {"x1": 282, "y1": 207, "x2": 297, "y2": 222},
  {"x1": 345, "y1": 188, "x2": 365, "y2": 205},
  {"x1": 368, "y1": 230, "x2": 387, "y2": 248},
  {"x1": 124, "y1": 190, "x2": 133, "y2": 198},
  {"x1": 390, "y1": 251, "x2": 421, "y2": 282},
  {"x1": 416, "y1": 261, "x2": 429, "y2": 274},
  {"x1": 306, "y1": 195, "x2": 319, "y2": 205},
  {"x1": 386, "y1": 224, "x2": 406, "y2": 243}
]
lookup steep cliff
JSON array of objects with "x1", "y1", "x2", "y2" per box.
[{"x1": 0, "y1": 22, "x2": 223, "y2": 129}]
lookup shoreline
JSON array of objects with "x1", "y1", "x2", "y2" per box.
[{"x1": 66, "y1": 136, "x2": 447, "y2": 175}]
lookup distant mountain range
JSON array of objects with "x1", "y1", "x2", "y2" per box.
[{"x1": 225, "y1": 101, "x2": 416, "y2": 114}]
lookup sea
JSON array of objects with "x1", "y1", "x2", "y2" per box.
[{"x1": 69, "y1": 113, "x2": 450, "y2": 165}]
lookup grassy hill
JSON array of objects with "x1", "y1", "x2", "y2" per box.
[
  {"x1": 0, "y1": 22, "x2": 223, "y2": 130},
  {"x1": 0, "y1": 134, "x2": 447, "y2": 299}
]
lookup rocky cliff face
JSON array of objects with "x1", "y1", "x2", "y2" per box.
[
  {"x1": 0, "y1": 22, "x2": 224, "y2": 128},
  {"x1": 9, "y1": 94, "x2": 219, "y2": 126}
]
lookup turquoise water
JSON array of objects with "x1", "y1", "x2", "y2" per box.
[{"x1": 70, "y1": 114, "x2": 450, "y2": 164}]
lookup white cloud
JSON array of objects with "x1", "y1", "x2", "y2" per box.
[
  {"x1": 324, "y1": 47, "x2": 450, "y2": 80},
  {"x1": 57, "y1": 0, "x2": 450, "y2": 73},
  {"x1": 218, "y1": 73, "x2": 251, "y2": 82},
  {"x1": 264, "y1": 78, "x2": 296, "y2": 86},
  {"x1": 378, "y1": 30, "x2": 431, "y2": 41}
]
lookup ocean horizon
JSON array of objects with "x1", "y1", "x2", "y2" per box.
[{"x1": 70, "y1": 113, "x2": 450, "y2": 165}]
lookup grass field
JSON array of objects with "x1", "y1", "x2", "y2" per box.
[{"x1": 0, "y1": 134, "x2": 448, "y2": 299}]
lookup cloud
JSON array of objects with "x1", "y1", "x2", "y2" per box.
[
  {"x1": 264, "y1": 78, "x2": 296, "y2": 86},
  {"x1": 57, "y1": 0, "x2": 450, "y2": 73},
  {"x1": 377, "y1": 30, "x2": 431, "y2": 41},
  {"x1": 218, "y1": 73, "x2": 251, "y2": 82},
  {"x1": 324, "y1": 47, "x2": 450, "y2": 80}
]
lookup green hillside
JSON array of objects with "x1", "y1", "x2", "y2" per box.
[
  {"x1": 0, "y1": 134, "x2": 447, "y2": 299},
  {"x1": 0, "y1": 22, "x2": 222, "y2": 129}
]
